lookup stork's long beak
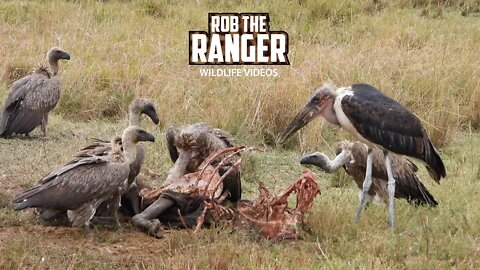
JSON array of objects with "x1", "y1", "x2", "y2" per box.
[{"x1": 278, "y1": 103, "x2": 321, "y2": 144}]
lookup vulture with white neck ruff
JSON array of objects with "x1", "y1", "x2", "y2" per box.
[
  {"x1": 11, "y1": 126, "x2": 155, "y2": 236},
  {"x1": 35, "y1": 99, "x2": 159, "y2": 221}
]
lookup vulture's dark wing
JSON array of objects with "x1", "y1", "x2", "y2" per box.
[
  {"x1": 12, "y1": 156, "x2": 129, "y2": 211},
  {"x1": 0, "y1": 73, "x2": 61, "y2": 136},
  {"x1": 72, "y1": 138, "x2": 117, "y2": 159},
  {"x1": 350, "y1": 142, "x2": 437, "y2": 206},
  {"x1": 166, "y1": 126, "x2": 179, "y2": 163},
  {"x1": 212, "y1": 127, "x2": 235, "y2": 147},
  {"x1": 341, "y1": 83, "x2": 445, "y2": 182}
]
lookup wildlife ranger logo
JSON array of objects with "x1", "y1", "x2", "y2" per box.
[{"x1": 189, "y1": 13, "x2": 289, "y2": 65}]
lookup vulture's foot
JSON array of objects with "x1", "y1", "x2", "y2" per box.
[
  {"x1": 83, "y1": 225, "x2": 94, "y2": 240},
  {"x1": 132, "y1": 215, "x2": 165, "y2": 238},
  {"x1": 91, "y1": 216, "x2": 123, "y2": 231},
  {"x1": 115, "y1": 218, "x2": 123, "y2": 232},
  {"x1": 91, "y1": 216, "x2": 117, "y2": 224}
]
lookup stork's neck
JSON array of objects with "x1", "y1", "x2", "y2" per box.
[
  {"x1": 122, "y1": 139, "x2": 138, "y2": 165},
  {"x1": 48, "y1": 58, "x2": 59, "y2": 76},
  {"x1": 321, "y1": 97, "x2": 340, "y2": 125}
]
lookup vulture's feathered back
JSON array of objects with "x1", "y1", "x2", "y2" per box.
[
  {"x1": 36, "y1": 99, "x2": 160, "y2": 219},
  {"x1": 74, "y1": 99, "x2": 159, "y2": 186},
  {"x1": 301, "y1": 140, "x2": 437, "y2": 206},
  {"x1": 165, "y1": 122, "x2": 241, "y2": 202},
  {"x1": 165, "y1": 122, "x2": 235, "y2": 182},
  {"x1": 0, "y1": 47, "x2": 70, "y2": 137},
  {"x1": 12, "y1": 126, "x2": 155, "y2": 231}
]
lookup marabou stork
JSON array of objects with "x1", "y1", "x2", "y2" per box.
[{"x1": 278, "y1": 83, "x2": 446, "y2": 227}]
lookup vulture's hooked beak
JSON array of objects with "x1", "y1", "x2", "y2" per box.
[
  {"x1": 139, "y1": 131, "x2": 156, "y2": 143},
  {"x1": 62, "y1": 52, "x2": 71, "y2": 60},
  {"x1": 299, "y1": 152, "x2": 329, "y2": 168},
  {"x1": 144, "y1": 107, "x2": 160, "y2": 125},
  {"x1": 278, "y1": 101, "x2": 321, "y2": 144},
  {"x1": 299, "y1": 154, "x2": 317, "y2": 166}
]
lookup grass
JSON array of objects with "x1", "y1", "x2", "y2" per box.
[
  {"x1": 0, "y1": 115, "x2": 479, "y2": 269},
  {"x1": 0, "y1": 0, "x2": 479, "y2": 269},
  {"x1": 0, "y1": 0, "x2": 479, "y2": 148}
]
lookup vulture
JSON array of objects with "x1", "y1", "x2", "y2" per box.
[
  {"x1": 131, "y1": 122, "x2": 241, "y2": 238},
  {"x1": 11, "y1": 126, "x2": 155, "y2": 235},
  {"x1": 0, "y1": 47, "x2": 70, "y2": 138},
  {"x1": 164, "y1": 123, "x2": 235, "y2": 185},
  {"x1": 279, "y1": 82, "x2": 445, "y2": 227},
  {"x1": 300, "y1": 140, "x2": 437, "y2": 206},
  {"x1": 36, "y1": 99, "x2": 160, "y2": 221}
]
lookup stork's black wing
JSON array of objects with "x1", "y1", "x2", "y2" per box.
[{"x1": 341, "y1": 83, "x2": 446, "y2": 182}]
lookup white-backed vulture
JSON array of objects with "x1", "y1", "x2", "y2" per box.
[
  {"x1": 131, "y1": 123, "x2": 241, "y2": 238},
  {"x1": 300, "y1": 140, "x2": 437, "y2": 206},
  {"x1": 37, "y1": 99, "x2": 159, "y2": 220},
  {"x1": 165, "y1": 123, "x2": 233, "y2": 181},
  {"x1": 11, "y1": 126, "x2": 155, "y2": 235},
  {"x1": 0, "y1": 47, "x2": 70, "y2": 138}
]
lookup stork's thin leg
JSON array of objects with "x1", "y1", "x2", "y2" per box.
[
  {"x1": 385, "y1": 152, "x2": 396, "y2": 228},
  {"x1": 355, "y1": 147, "x2": 373, "y2": 223}
]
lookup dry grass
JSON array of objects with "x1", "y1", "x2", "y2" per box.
[
  {"x1": 0, "y1": 0, "x2": 480, "y2": 269},
  {"x1": 0, "y1": 115, "x2": 479, "y2": 269},
  {"x1": 0, "y1": 0, "x2": 479, "y2": 148}
]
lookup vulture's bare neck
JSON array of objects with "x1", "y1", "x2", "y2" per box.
[
  {"x1": 165, "y1": 149, "x2": 192, "y2": 185},
  {"x1": 48, "y1": 58, "x2": 59, "y2": 76},
  {"x1": 129, "y1": 111, "x2": 141, "y2": 126},
  {"x1": 122, "y1": 137, "x2": 138, "y2": 165}
]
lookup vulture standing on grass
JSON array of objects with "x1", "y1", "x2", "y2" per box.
[
  {"x1": 36, "y1": 99, "x2": 160, "y2": 220},
  {"x1": 300, "y1": 140, "x2": 438, "y2": 206},
  {"x1": 132, "y1": 122, "x2": 242, "y2": 238},
  {"x1": 11, "y1": 126, "x2": 155, "y2": 235},
  {"x1": 79, "y1": 99, "x2": 159, "y2": 218},
  {"x1": 0, "y1": 47, "x2": 70, "y2": 138},
  {"x1": 278, "y1": 83, "x2": 446, "y2": 227}
]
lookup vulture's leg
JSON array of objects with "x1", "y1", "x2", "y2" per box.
[
  {"x1": 111, "y1": 194, "x2": 123, "y2": 231},
  {"x1": 122, "y1": 183, "x2": 142, "y2": 215},
  {"x1": 132, "y1": 197, "x2": 174, "y2": 238},
  {"x1": 41, "y1": 115, "x2": 48, "y2": 137},
  {"x1": 37, "y1": 208, "x2": 65, "y2": 220},
  {"x1": 355, "y1": 147, "x2": 373, "y2": 223},
  {"x1": 385, "y1": 152, "x2": 396, "y2": 228},
  {"x1": 83, "y1": 224, "x2": 93, "y2": 239}
]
